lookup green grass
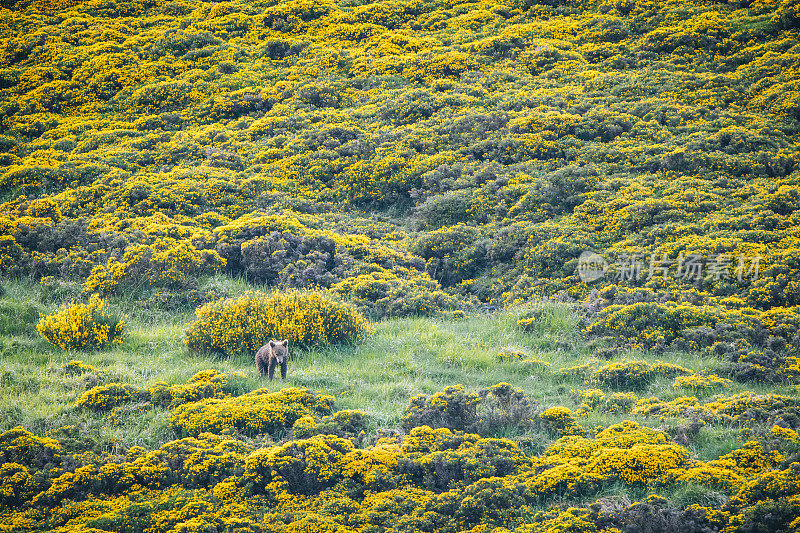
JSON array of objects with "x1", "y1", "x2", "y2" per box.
[{"x1": 0, "y1": 276, "x2": 791, "y2": 455}]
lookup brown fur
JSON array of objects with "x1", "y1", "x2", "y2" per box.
[{"x1": 255, "y1": 340, "x2": 289, "y2": 380}]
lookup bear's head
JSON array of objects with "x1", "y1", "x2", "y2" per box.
[{"x1": 270, "y1": 340, "x2": 289, "y2": 363}]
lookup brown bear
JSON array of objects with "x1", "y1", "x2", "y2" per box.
[{"x1": 255, "y1": 340, "x2": 289, "y2": 380}]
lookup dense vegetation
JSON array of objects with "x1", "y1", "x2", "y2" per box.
[
  {"x1": 5, "y1": 284, "x2": 800, "y2": 533},
  {"x1": 1, "y1": 0, "x2": 800, "y2": 529}
]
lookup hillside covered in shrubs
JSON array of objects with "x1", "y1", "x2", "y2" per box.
[
  {"x1": 5, "y1": 365, "x2": 800, "y2": 532},
  {"x1": 1, "y1": 0, "x2": 800, "y2": 529},
  {"x1": 2, "y1": 0, "x2": 799, "y2": 342}
]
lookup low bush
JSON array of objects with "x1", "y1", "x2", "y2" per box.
[
  {"x1": 630, "y1": 391, "x2": 800, "y2": 434},
  {"x1": 540, "y1": 406, "x2": 583, "y2": 436},
  {"x1": 402, "y1": 383, "x2": 541, "y2": 435},
  {"x1": 83, "y1": 242, "x2": 226, "y2": 295},
  {"x1": 571, "y1": 389, "x2": 638, "y2": 414},
  {"x1": 74, "y1": 383, "x2": 148, "y2": 411},
  {"x1": 245, "y1": 434, "x2": 354, "y2": 495},
  {"x1": 292, "y1": 409, "x2": 370, "y2": 440},
  {"x1": 0, "y1": 462, "x2": 39, "y2": 507},
  {"x1": 608, "y1": 391, "x2": 638, "y2": 413},
  {"x1": 62, "y1": 360, "x2": 95, "y2": 375},
  {"x1": 0, "y1": 427, "x2": 60, "y2": 468},
  {"x1": 37, "y1": 294, "x2": 126, "y2": 350},
  {"x1": 590, "y1": 360, "x2": 653, "y2": 389},
  {"x1": 171, "y1": 387, "x2": 334, "y2": 437},
  {"x1": 149, "y1": 369, "x2": 248, "y2": 408},
  {"x1": 474, "y1": 382, "x2": 541, "y2": 434},
  {"x1": 586, "y1": 302, "x2": 720, "y2": 348},
  {"x1": 331, "y1": 269, "x2": 464, "y2": 318},
  {"x1": 401, "y1": 384, "x2": 481, "y2": 432},
  {"x1": 588, "y1": 360, "x2": 692, "y2": 390},
  {"x1": 673, "y1": 374, "x2": 732, "y2": 394},
  {"x1": 184, "y1": 290, "x2": 371, "y2": 356}
]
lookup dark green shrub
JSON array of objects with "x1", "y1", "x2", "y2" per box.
[
  {"x1": 292, "y1": 409, "x2": 370, "y2": 440},
  {"x1": 473, "y1": 382, "x2": 541, "y2": 435},
  {"x1": 412, "y1": 223, "x2": 484, "y2": 286},
  {"x1": 147, "y1": 30, "x2": 223, "y2": 58},
  {"x1": 402, "y1": 385, "x2": 480, "y2": 432},
  {"x1": 411, "y1": 189, "x2": 474, "y2": 229}
]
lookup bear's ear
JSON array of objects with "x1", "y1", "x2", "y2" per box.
[
  {"x1": 269, "y1": 340, "x2": 275, "y2": 347},
  {"x1": 281, "y1": 340, "x2": 288, "y2": 347}
]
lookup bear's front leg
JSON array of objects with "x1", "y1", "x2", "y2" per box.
[
  {"x1": 280, "y1": 360, "x2": 287, "y2": 380},
  {"x1": 268, "y1": 358, "x2": 276, "y2": 380}
]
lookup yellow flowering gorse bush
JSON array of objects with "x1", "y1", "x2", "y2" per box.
[
  {"x1": 673, "y1": 373, "x2": 733, "y2": 393},
  {"x1": 74, "y1": 382, "x2": 148, "y2": 411},
  {"x1": 62, "y1": 360, "x2": 95, "y2": 375},
  {"x1": 185, "y1": 289, "x2": 371, "y2": 355},
  {"x1": 37, "y1": 294, "x2": 126, "y2": 350},
  {"x1": 540, "y1": 406, "x2": 583, "y2": 437}
]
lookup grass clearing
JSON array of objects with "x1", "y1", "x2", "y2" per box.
[{"x1": 0, "y1": 276, "x2": 793, "y2": 458}]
